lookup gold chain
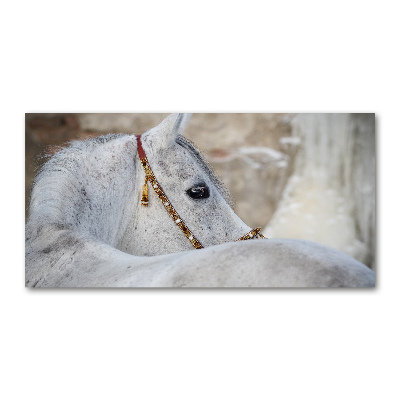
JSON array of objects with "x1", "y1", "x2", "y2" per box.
[{"x1": 236, "y1": 227, "x2": 266, "y2": 241}]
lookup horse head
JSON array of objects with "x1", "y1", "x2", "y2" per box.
[{"x1": 119, "y1": 113, "x2": 254, "y2": 255}]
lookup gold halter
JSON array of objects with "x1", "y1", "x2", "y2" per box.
[{"x1": 136, "y1": 135, "x2": 266, "y2": 249}]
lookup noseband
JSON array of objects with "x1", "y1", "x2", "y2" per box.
[{"x1": 136, "y1": 135, "x2": 266, "y2": 249}]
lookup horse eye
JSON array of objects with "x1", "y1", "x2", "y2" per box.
[{"x1": 186, "y1": 185, "x2": 210, "y2": 199}]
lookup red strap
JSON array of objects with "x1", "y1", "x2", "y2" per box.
[{"x1": 136, "y1": 135, "x2": 147, "y2": 160}]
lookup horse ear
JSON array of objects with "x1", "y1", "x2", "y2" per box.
[
  {"x1": 174, "y1": 113, "x2": 192, "y2": 136},
  {"x1": 142, "y1": 113, "x2": 192, "y2": 151}
]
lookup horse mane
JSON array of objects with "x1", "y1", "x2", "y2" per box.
[{"x1": 27, "y1": 134, "x2": 137, "y2": 247}]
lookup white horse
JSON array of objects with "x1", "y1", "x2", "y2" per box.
[{"x1": 25, "y1": 113, "x2": 375, "y2": 287}]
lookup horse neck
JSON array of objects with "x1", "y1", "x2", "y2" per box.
[{"x1": 27, "y1": 135, "x2": 139, "y2": 248}]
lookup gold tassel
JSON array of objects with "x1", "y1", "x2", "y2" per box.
[{"x1": 141, "y1": 176, "x2": 149, "y2": 206}]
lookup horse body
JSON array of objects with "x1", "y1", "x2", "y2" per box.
[
  {"x1": 25, "y1": 233, "x2": 374, "y2": 287},
  {"x1": 25, "y1": 114, "x2": 375, "y2": 288}
]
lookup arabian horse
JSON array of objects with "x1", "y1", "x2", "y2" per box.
[{"x1": 25, "y1": 114, "x2": 375, "y2": 287}]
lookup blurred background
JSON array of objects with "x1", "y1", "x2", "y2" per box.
[{"x1": 25, "y1": 113, "x2": 375, "y2": 269}]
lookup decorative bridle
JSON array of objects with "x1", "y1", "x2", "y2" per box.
[{"x1": 136, "y1": 135, "x2": 266, "y2": 249}]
